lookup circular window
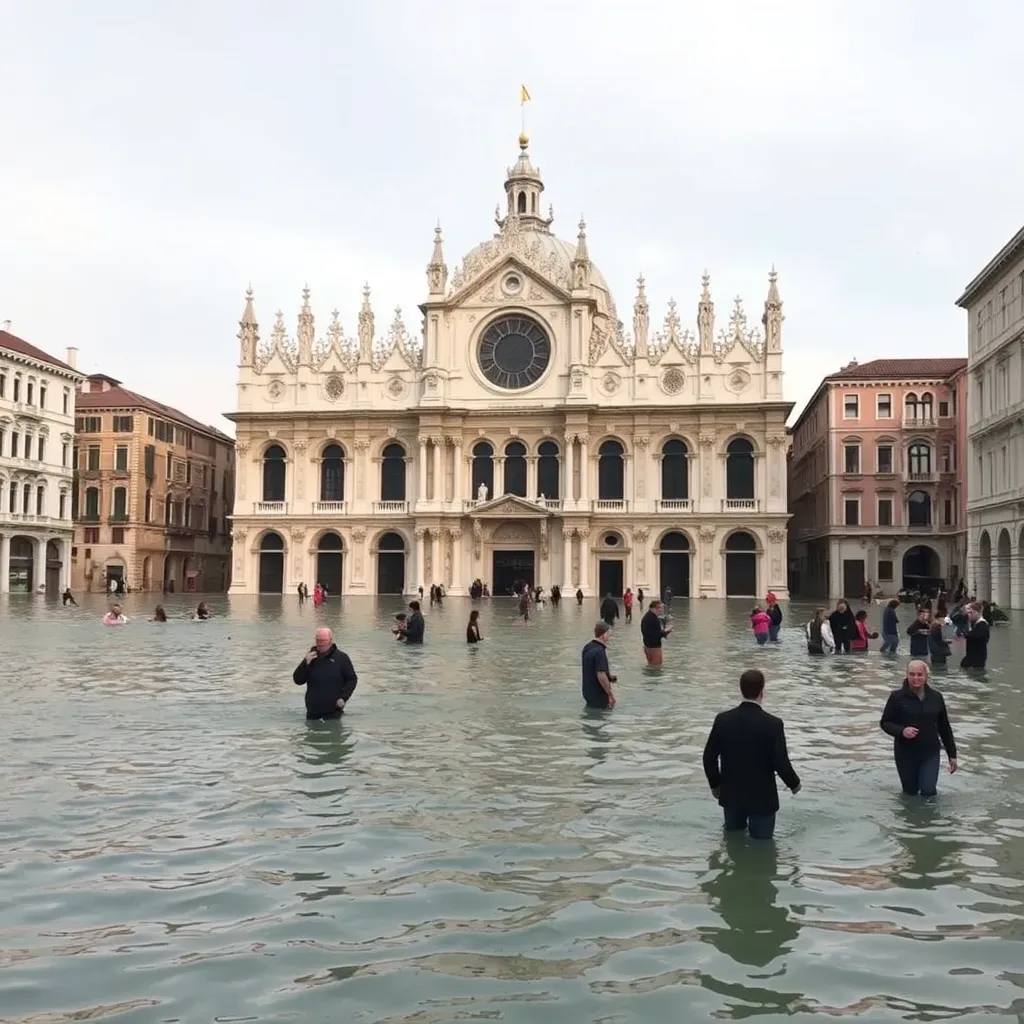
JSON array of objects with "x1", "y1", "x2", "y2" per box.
[
  {"x1": 662, "y1": 367, "x2": 685, "y2": 395},
  {"x1": 324, "y1": 375, "x2": 345, "y2": 401},
  {"x1": 604, "y1": 533, "x2": 619, "y2": 547},
  {"x1": 267, "y1": 379, "x2": 284, "y2": 400},
  {"x1": 478, "y1": 315, "x2": 551, "y2": 390},
  {"x1": 502, "y1": 273, "x2": 523, "y2": 296}
]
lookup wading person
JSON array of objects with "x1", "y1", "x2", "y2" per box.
[
  {"x1": 466, "y1": 609, "x2": 482, "y2": 644},
  {"x1": 765, "y1": 595, "x2": 783, "y2": 642},
  {"x1": 879, "y1": 598, "x2": 900, "y2": 653},
  {"x1": 702, "y1": 669, "x2": 801, "y2": 841},
  {"x1": 293, "y1": 627, "x2": 358, "y2": 720},
  {"x1": 581, "y1": 621, "x2": 617, "y2": 709},
  {"x1": 805, "y1": 607, "x2": 833, "y2": 655},
  {"x1": 640, "y1": 599, "x2": 672, "y2": 666},
  {"x1": 879, "y1": 659, "x2": 958, "y2": 797},
  {"x1": 960, "y1": 602, "x2": 990, "y2": 669},
  {"x1": 396, "y1": 601, "x2": 425, "y2": 644},
  {"x1": 828, "y1": 600, "x2": 856, "y2": 654},
  {"x1": 600, "y1": 592, "x2": 619, "y2": 627}
]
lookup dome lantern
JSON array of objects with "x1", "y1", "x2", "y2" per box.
[{"x1": 502, "y1": 134, "x2": 552, "y2": 233}]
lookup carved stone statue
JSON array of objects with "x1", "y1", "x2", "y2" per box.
[{"x1": 477, "y1": 481, "x2": 488, "y2": 502}]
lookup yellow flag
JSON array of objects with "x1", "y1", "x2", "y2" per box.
[{"x1": 521, "y1": 85, "x2": 531, "y2": 104}]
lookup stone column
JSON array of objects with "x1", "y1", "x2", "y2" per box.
[
  {"x1": 351, "y1": 527, "x2": 366, "y2": 586},
  {"x1": 451, "y1": 440, "x2": 462, "y2": 502},
  {"x1": 631, "y1": 435, "x2": 649, "y2": 506},
  {"x1": 431, "y1": 438, "x2": 442, "y2": 501},
  {"x1": 623, "y1": 454, "x2": 632, "y2": 509},
  {"x1": 33, "y1": 536, "x2": 46, "y2": 592},
  {"x1": 495, "y1": 457, "x2": 506, "y2": 497},
  {"x1": 527, "y1": 456, "x2": 538, "y2": 499},
  {"x1": 563, "y1": 435, "x2": 575, "y2": 507},
  {"x1": 415, "y1": 529, "x2": 426, "y2": 588},
  {"x1": 463, "y1": 455, "x2": 472, "y2": 507},
  {"x1": 562, "y1": 528, "x2": 573, "y2": 588},
  {"x1": 354, "y1": 439, "x2": 370, "y2": 503},
  {"x1": 579, "y1": 436, "x2": 590, "y2": 506},
  {"x1": 417, "y1": 436, "x2": 429, "y2": 504},
  {"x1": 579, "y1": 527, "x2": 590, "y2": 593},
  {"x1": 0, "y1": 533, "x2": 9, "y2": 594},
  {"x1": 451, "y1": 528, "x2": 462, "y2": 591},
  {"x1": 60, "y1": 536, "x2": 72, "y2": 591},
  {"x1": 699, "y1": 433, "x2": 716, "y2": 512},
  {"x1": 431, "y1": 531, "x2": 441, "y2": 586}
]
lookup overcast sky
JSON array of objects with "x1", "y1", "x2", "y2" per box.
[{"x1": 2, "y1": 1, "x2": 1021, "y2": 433}]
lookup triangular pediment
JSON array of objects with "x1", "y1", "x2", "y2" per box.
[
  {"x1": 445, "y1": 256, "x2": 573, "y2": 309},
  {"x1": 470, "y1": 493, "x2": 550, "y2": 518}
]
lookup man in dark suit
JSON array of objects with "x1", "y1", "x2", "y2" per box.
[{"x1": 702, "y1": 669, "x2": 800, "y2": 840}]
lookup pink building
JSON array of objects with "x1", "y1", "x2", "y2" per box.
[{"x1": 788, "y1": 358, "x2": 968, "y2": 598}]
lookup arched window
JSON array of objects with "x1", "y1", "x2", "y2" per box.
[
  {"x1": 164, "y1": 493, "x2": 173, "y2": 523},
  {"x1": 908, "y1": 490, "x2": 932, "y2": 526},
  {"x1": 908, "y1": 443, "x2": 931, "y2": 475},
  {"x1": 262, "y1": 444, "x2": 286, "y2": 503},
  {"x1": 320, "y1": 443, "x2": 345, "y2": 502},
  {"x1": 472, "y1": 441, "x2": 494, "y2": 500},
  {"x1": 184, "y1": 499, "x2": 191, "y2": 528},
  {"x1": 380, "y1": 443, "x2": 407, "y2": 502},
  {"x1": 537, "y1": 440, "x2": 560, "y2": 499},
  {"x1": 598, "y1": 439, "x2": 625, "y2": 501},
  {"x1": 661, "y1": 439, "x2": 689, "y2": 500},
  {"x1": 85, "y1": 486, "x2": 100, "y2": 519},
  {"x1": 113, "y1": 486, "x2": 127, "y2": 519},
  {"x1": 503, "y1": 441, "x2": 527, "y2": 496},
  {"x1": 517, "y1": 191, "x2": 526, "y2": 213},
  {"x1": 144, "y1": 489, "x2": 152, "y2": 523},
  {"x1": 920, "y1": 392, "x2": 933, "y2": 420},
  {"x1": 905, "y1": 391, "x2": 919, "y2": 420},
  {"x1": 726, "y1": 438, "x2": 755, "y2": 500},
  {"x1": 36, "y1": 484, "x2": 45, "y2": 516}
]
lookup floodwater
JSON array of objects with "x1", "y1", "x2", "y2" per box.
[{"x1": 1, "y1": 594, "x2": 1023, "y2": 1023}]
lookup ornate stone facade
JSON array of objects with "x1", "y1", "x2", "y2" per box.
[{"x1": 228, "y1": 135, "x2": 792, "y2": 597}]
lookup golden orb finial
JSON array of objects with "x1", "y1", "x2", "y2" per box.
[{"x1": 518, "y1": 131, "x2": 529, "y2": 149}]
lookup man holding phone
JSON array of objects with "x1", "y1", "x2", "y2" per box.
[{"x1": 293, "y1": 627, "x2": 358, "y2": 720}]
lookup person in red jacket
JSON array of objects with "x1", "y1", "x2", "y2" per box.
[{"x1": 851, "y1": 609, "x2": 879, "y2": 651}]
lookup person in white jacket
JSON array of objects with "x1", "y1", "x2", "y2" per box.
[{"x1": 806, "y1": 607, "x2": 834, "y2": 655}]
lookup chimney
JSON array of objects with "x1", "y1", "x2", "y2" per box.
[
  {"x1": 66, "y1": 346, "x2": 78, "y2": 369},
  {"x1": 2, "y1": 320, "x2": 10, "y2": 332}
]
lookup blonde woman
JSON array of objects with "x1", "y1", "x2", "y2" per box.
[
  {"x1": 805, "y1": 607, "x2": 834, "y2": 655},
  {"x1": 880, "y1": 659, "x2": 958, "y2": 797}
]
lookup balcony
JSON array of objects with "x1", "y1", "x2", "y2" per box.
[
  {"x1": 13, "y1": 402, "x2": 42, "y2": 420},
  {"x1": 539, "y1": 497, "x2": 562, "y2": 511},
  {"x1": 312, "y1": 501, "x2": 347, "y2": 515},
  {"x1": 903, "y1": 413, "x2": 937, "y2": 429},
  {"x1": 721, "y1": 498, "x2": 760, "y2": 512},
  {"x1": 80, "y1": 512, "x2": 100, "y2": 523},
  {"x1": 373, "y1": 500, "x2": 409, "y2": 515},
  {"x1": 253, "y1": 501, "x2": 287, "y2": 514},
  {"x1": 656, "y1": 498, "x2": 693, "y2": 513},
  {"x1": 592, "y1": 499, "x2": 628, "y2": 513},
  {"x1": 108, "y1": 513, "x2": 129, "y2": 524},
  {"x1": 905, "y1": 471, "x2": 937, "y2": 484}
]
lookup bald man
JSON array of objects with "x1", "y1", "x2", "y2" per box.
[{"x1": 293, "y1": 627, "x2": 358, "y2": 720}]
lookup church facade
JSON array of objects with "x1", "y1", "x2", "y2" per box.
[{"x1": 227, "y1": 136, "x2": 793, "y2": 598}]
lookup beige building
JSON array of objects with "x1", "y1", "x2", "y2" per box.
[
  {"x1": 72, "y1": 374, "x2": 235, "y2": 592},
  {"x1": 0, "y1": 330, "x2": 84, "y2": 594},
  {"x1": 956, "y1": 225, "x2": 1024, "y2": 607},
  {"x1": 228, "y1": 134, "x2": 792, "y2": 598},
  {"x1": 788, "y1": 358, "x2": 968, "y2": 599}
]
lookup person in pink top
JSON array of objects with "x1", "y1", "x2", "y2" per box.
[
  {"x1": 750, "y1": 606, "x2": 771, "y2": 646},
  {"x1": 102, "y1": 603, "x2": 128, "y2": 626}
]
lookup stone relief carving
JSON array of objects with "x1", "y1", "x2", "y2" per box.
[
  {"x1": 386, "y1": 376, "x2": 405, "y2": 398},
  {"x1": 725, "y1": 367, "x2": 752, "y2": 395},
  {"x1": 267, "y1": 379, "x2": 285, "y2": 400},
  {"x1": 351, "y1": 527, "x2": 366, "y2": 542},
  {"x1": 601, "y1": 371, "x2": 621, "y2": 394},
  {"x1": 571, "y1": 541, "x2": 580, "y2": 587},
  {"x1": 767, "y1": 527, "x2": 787, "y2": 544},
  {"x1": 714, "y1": 297, "x2": 763, "y2": 363},
  {"x1": 443, "y1": 532, "x2": 452, "y2": 584},
  {"x1": 526, "y1": 281, "x2": 549, "y2": 302},
  {"x1": 698, "y1": 525, "x2": 716, "y2": 544},
  {"x1": 473, "y1": 520, "x2": 483, "y2": 558},
  {"x1": 632, "y1": 526, "x2": 650, "y2": 543},
  {"x1": 703, "y1": 556, "x2": 713, "y2": 580},
  {"x1": 539, "y1": 520, "x2": 548, "y2": 561},
  {"x1": 772, "y1": 557, "x2": 782, "y2": 580},
  {"x1": 571, "y1": 368, "x2": 584, "y2": 391}
]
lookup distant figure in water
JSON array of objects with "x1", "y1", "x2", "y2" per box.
[
  {"x1": 960, "y1": 602, "x2": 989, "y2": 669},
  {"x1": 623, "y1": 587, "x2": 634, "y2": 623},
  {"x1": 102, "y1": 603, "x2": 128, "y2": 625},
  {"x1": 851, "y1": 609, "x2": 878, "y2": 652},
  {"x1": 293, "y1": 626, "x2": 358, "y2": 720},
  {"x1": 550, "y1": 584, "x2": 561, "y2": 607},
  {"x1": 641, "y1": 599, "x2": 672, "y2": 666},
  {"x1": 297, "y1": 583, "x2": 306, "y2": 604},
  {"x1": 193, "y1": 602, "x2": 210, "y2": 620},
  {"x1": 466, "y1": 609, "x2": 482, "y2": 644},
  {"x1": 576, "y1": 588, "x2": 584, "y2": 606},
  {"x1": 765, "y1": 594, "x2": 782, "y2": 642},
  {"x1": 396, "y1": 601, "x2": 425, "y2": 644},
  {"x1": 62, "y1": 588, "x2": 77, "y2": 606},
  {"x1": 152, "y1": 605, "x2": 167, "y2": 622},
  {"x1": 518, "y1": 586, "x2": 531, "y2": 622},
  {"x1": 750, "y1": 606, "x2": 771, "y2": 645},
  {"x1": 313, "y1": 584, "x2": 324, "y2": 608},
  {"x1": 581, "y1": 620, "x2": 617, "y2": 709},
  {"x1": 600, "y1": 592, "x2": 619, "y2": 627}
]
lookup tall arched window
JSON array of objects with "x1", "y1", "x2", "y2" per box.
[
  {"x1": 908, "y1": 443, "x2": 931, "y2": 475},
  {"x1": 471, "y1": 441, "x2": 494, "y2": 500},
  {"x1": 661, "y1": 439, "x2": 689, "y2": 500},
  {"x1": 262, "y1": 444, "x2": 286, "y2": 503},
  {"x1": 517, "y1": 191, "x2": 526, "y2": 213},
  {"x1": 920, "y1": 392, "x2": 933, "y2": 421},
  {"x1": 905, "y1": 392, "x2": 919, "y2": 420},
  {"x1": 320, "y1": 443, "x2": 345, "y2": 502},
  {"x1": 113, "y1": 486, "x2": 127, "y2": 519},
  {"x1": 537, "y1": 440, "x2": 560, "y2": 499},
  {"x1": 597, "y1": 440, "x2": 625, "y2": 501},
  {"x1": 144, "y1": 489, "x2": 152, "y2": 523},
  {"x1": 380, "y1": 443, "x2": 407, "y2": 502},
  {"x1": 84, "y1": 486, "x2": 100, "y2": 519},
  {"x1": 503, "y1": 441, "x2": 527, "y2": 496},
  {"x1": 908, "y1": 490, "x2": 932, "y2": 526},
  {"x1": 726, "y1": 438, "x2": 755, "y2": 500},
  {"x1": 164, "y1": 493, "x2": 173, "y2": 524}
]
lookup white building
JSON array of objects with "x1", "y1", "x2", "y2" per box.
[
  {"x1": 228, "y1": 134, "x2": 793, "y2": 597},
  {"x1": 0, "y1": 330, "x2": 84, "y2": 594},
  {"x1": 957, "y1": 225, "x2": 1024, "y2": 607}
]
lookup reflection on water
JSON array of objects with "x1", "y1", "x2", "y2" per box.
[{"x1": 1, "y1": 593, "x2": 1023, "y2": 1021}]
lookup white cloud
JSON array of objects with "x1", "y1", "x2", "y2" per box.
[{"x1": 2, "y1": 0, "x2": 1021, "y2": 431}]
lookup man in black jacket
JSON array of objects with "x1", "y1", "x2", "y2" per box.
[
  {"x1": 640, "y1": 599, "x2": 673, "y2": 666},
  {"x1": 600, "y1": 592, "x2": 619, "y2": 627},
  {"x1": 960, "y1": 602, "x2": 990, "y2": 669},
  {"x1": 293, "y1": 627, "x2": 358, "y2": 720},
  {"x1": 702, "y1": 669, "x2": 800, "y2": 840},
  {"x1": 396, "y1": 601, "x2": 425, "y2": 644}
]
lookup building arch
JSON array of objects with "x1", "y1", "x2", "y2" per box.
[
  {"x1": 591, "y1": 433, "x2": 630, "y2": 455},
  {"x1": 503, "y1": 439, "x2": 528, "y2": 497},
  {"x1": 262, "y1": 444, "x2": 287, "y2": 504},
  {"x1": 471, "y1": 440, "x2": 496, "y2": 499},
  {"x1": 373, "y1": 437, "x2": 410, "y2": 461},
  {"x1": 654, "y1": 527, "x2": 695, "y2": 551},
  {"x1": 536, "y1": 439, "x2": 561, "y2": 500},
  {"x1": 995, "y1": 527, "x2": 1012, "y2": 607},
  {"x1": 722, "y1": 529, "x2": 759, "y2": 597},
  {"x1": 652, "y1": 429, "x2": 697, "y2": 453},
  {"x1": 259, "y1": 439, "x2": 291, "y2": 459},
  {"x1": 725, "y1": 437, "x2": 756, "y2": 503},
  {"x1": 316, "y1": 439, "x2": 347, "y2": 459},
  {"x1": 659, "y1": 437, "x2": 690, "y2": 501},
  {"x1": 257, "y1": 529, "x2": 286, "y2": 594},
  {"x1": 309, "y1": 527, "x2": 348, "y2": 552},
  {"x1": 977, "y1": 529, "x2": 992, "y2": 600},
  {"x1": 314, "y1": 530, "x2": 345, "y2": 594},
  {"x1": 595, "y1": 529, "x2": 628, "y2": 549},
  {"x1": 721, "y1": 432, "x2": 761, "y2": 455},
  {"x1": 901, "y1": 544, "x2": 942, "y2": 591},
  {"x1": 533, "y1": 436, "x2": 562, "y2": 455},
  {"x1": 380, "y1": 441, "x2": 408, "y2": 502},
  {"x1": 374, "y1": 529, "x2": 407, "y2": 595},
  {"x1": 319, "y1": 442, "x2": 346, "y2": 503},
  {"x1": 656, "y1": 529, "x2": 691, "y2": 601},
  {"x1": 596, "y1": 437, "x2": 626, "y2": 502},
  {"x1": 907, "y1": 489, "x2": 932, "y2": 526}
]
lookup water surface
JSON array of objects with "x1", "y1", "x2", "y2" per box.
[{"x1": 1, "y1": 594, "x2": 1022, "y2": 1022}]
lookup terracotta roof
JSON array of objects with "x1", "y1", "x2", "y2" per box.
[
  {"x1": 0, "y1": 329, "x2": 79, "y2": 374},
  {"x1": 829, "y1": 358, "x2": 967, "y2": 380},
  {"x1": 76, "y1": 380, "x2": 234, "y2": 444}
]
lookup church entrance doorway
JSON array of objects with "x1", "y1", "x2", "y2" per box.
[
  {"x1": 376, "y1": 532, "x2": 406, "y2": 595},
  {"x1": 598, "y1": 558, "x2": 624, "y2": 598},
  {"x1": 492, "y1": 550, "x2": 534, "y2": 596},
  {"x1": 658, "y1": 531, "x2": 690, "y2": 600},
  {"x1": 316, "y1": 532, "x2": 344, "y2": 595}
]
